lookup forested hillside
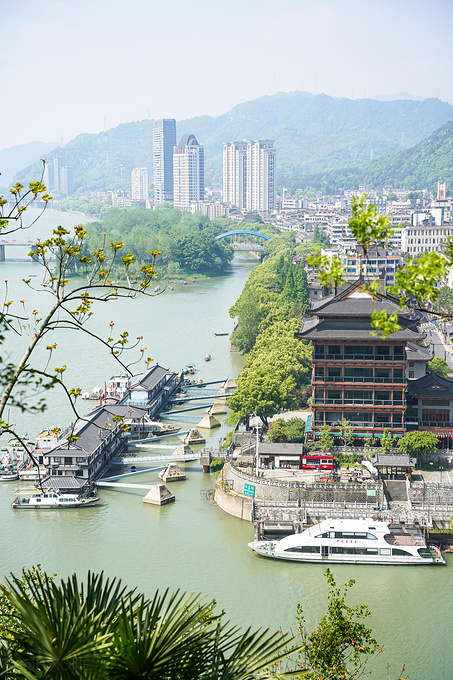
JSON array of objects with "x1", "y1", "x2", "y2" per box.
[
  {"x1": 14, "y1": 92, "x2": 453, "y2": 192},
  {"x1": 290, "y1": 120, "x2": 453, "y2": 194}
]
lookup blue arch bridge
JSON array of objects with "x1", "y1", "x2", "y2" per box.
[{"x1": 215, "y1": 230, "x2": 270, "y2": 252}]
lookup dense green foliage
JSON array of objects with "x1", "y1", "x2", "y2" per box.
[
  {"x1": 268, "y1": 418, "x2": 306, "y2": 443},
  {"x1": 227, "y1": 230, "x2": 316, "y2": 422},
  {"x1": 292, "y1": 569, "x2": 386, "y2": 680},
  {"x1": 14, "y1": 93, "x2": 453, "y2": 192},
  {"x1": 229, "y1": 234, "x2": 310, "y2": 353},
  {"x1": 381, "y1": 429, "x2": 394, "y2": 455},
  {"x1": 0, "y1": 568, "x2": 299, "y2": 679},
  {"x1": 427, "y1": 357, "x2": 451, "y2": 379},
  {"x1": 79, "y1": 207, "x2": 236, "y2": 280},
  {"x1": 228, "y1": 318, "x2": 311, "y2": 424},
  {"x1": 398, "y1": 431, "x2": 439, "y2": 457}
]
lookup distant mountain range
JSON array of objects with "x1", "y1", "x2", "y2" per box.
[
  {"x1": 9, "y1": 91, "x2": 453, "y2": 193},
  {"x1": 0, "y1": 141, "x2": 58, "y2": 187}
]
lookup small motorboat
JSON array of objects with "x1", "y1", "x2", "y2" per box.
[
  {"x1": 0, "y1": 466, "x2": 19, "y2": 481},
  {"x1": 205, "y1": 353, "x2": 211, "y2": 361},
  {"x1": 183, "y1": 280, "x2": 187, "y2": 285},
  {"x1": 215, "y1": 332, "x2": 229, "y2": 336},
  {"x1": 154, "y1": 285, "x2": 161, "y2": 293}
]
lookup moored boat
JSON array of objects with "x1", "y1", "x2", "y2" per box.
[
  {"x1": 205, "y1": 353, "x2": 211, "y2": 361},
  {"x1": 0, "y1": 466, "x2": 19, "y2": 481},
  {"x1": 12, "y1": 488, "x2": 99, "y2": 509},
  {"x1": 248, "y1": 518, "x2": 445, "y2": 565}
]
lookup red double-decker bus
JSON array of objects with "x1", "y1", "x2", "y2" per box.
[{"x1": 301, "y1": 453, "x2": 334, "y2": 470}]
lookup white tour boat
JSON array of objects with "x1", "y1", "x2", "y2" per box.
[
  {"x1": 12, "y1": 489, "x2": 100, "y2": 509},
  {"x1": 248, "y1": 518, "x2": 445, "y2": 565}
]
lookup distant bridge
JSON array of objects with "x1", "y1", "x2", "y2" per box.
[
  {"x1": 216, "y1": 230, "x2": 270, "y2": 252},
  {"x1": 0, "y1": 239, "x2": 38, "y2": 262}
]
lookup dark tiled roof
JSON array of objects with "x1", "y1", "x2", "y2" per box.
[
  {"x1": 42, "y1": 476, "x2": 86, "y2": 489},
  {"x1": 405, "y1": 342, "x2": 434, "y2": 362},
  {"x1": 373, "y1": 454, "x2": 414, "y2": 468},
  {"x1": 295, "y1": 317, "x2": 422, "y2": 342},
  {"x1": 102, "y1": 405, "x2": 149, "y2": 419},
  {"x1": 308, "y1": 280, "x2": 411, "y2": 318},
  {"x1": 49, "y1": 407, "x2": 124, "y2": 459},
  {"x1": 128, "y1": 364, "x2": 170, "y2": 391},
  {"x1": 406, "y1": 372, "x2": 453, "y2": 398}
]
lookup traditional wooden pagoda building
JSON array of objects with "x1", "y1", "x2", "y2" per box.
[
  {"x1": 295, "y1": 280, "x2": 423, "y2": 439},
  {"x1": 407, "y1": 372, "x2": 453, "y2": 439}
]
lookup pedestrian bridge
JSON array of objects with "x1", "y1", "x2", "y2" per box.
[{"x1": 216, "y1": 230, "x2": 270, "y2": 252}]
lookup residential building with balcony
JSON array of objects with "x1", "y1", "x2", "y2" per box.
[{"x1": 295, "y1": 280, "x2": 423, "y2": 439}]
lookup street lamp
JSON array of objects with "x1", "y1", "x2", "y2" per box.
[{"x1": 255, "y1": 421, "x2": 261, "y2": 477}]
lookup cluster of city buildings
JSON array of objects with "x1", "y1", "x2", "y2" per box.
[
  {"x1": 43, "y1": 156, "x2": 73, "y2": 196},
  {"x1": 127, "y1": 118, "x2": 277, "y2": 216}
]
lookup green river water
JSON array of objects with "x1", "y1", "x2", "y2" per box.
[{"x1": 0, "y1": 209, "x2": 452, "y2": 679}]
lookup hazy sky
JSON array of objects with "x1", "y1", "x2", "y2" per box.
[{"x1": 2, "y1": 0, "x2": 453, "y2": 150}]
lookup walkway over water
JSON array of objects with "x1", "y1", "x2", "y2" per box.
[{"x1": 215, "y1": 230, "x2": 270, "y2": 252}]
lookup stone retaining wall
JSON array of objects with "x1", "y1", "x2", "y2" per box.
[
  {"x1": 222, "y1": 464, "x2": 384, "y2": 507},
  {"x1": 214, "y1": 484, "x2": 253, "y2": 521}
]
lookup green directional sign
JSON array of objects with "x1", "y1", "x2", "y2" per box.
[
  {"x1": 366, "y1": 489, "x2": 376, "y2": 497},
  {"x1": 243, "y1": 483, "x2": 255, "y2": 498}
]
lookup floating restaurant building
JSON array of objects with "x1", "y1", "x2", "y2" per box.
[{"x1": 41, "y1": 364, "x2": 182, "y2": 493}]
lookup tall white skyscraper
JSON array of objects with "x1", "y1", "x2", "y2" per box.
[
  {"x1": 246, "y1": 140, "x2": 276, "y2": 211},
  {"x1": 222, "y1": 139, "x2": 276, "y2": 211},
  {"x1": 153, "y1": 119, "x2": 176, "y2": 203},
  {"x1": 223, "y1": 142, "x2": 247, "y2": 209},
  {"x1": 131, "y1": 167, "x2": 149, "y2": 200},
  {"x1": 173, "y1": 134, "x2": 205, "y2": 210}
]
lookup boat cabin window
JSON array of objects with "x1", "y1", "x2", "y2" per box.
[
  {"x1": 393, "y1": 548, "x2": 412, "y2": 556},
  {"x1": 330, "y1": 546, "x2": 355, "y2": 555},
  {"x1": 316, "y1": 531, "x2": 377, "y2": 540},
  {"x1": 285, "y1": 546, "x2": 320, "y2": 554},
  {"x1": 379, "y1": 548, "x2": 391, "y2": 556},
  {"x1": 417, "y1": 548, "x2": 432, "y2": 558}
]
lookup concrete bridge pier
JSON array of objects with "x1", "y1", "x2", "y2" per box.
[{"x1": 0, "y1": 245, "x2": 5, "y2": 262}]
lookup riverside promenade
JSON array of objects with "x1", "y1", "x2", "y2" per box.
[{"x1": 215, "y1": 462, "x2": 453, "y2": 538}]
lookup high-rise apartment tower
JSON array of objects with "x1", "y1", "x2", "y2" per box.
[
  {"x1": 246, "y1": 140, "x2": 276, "y2": 211},
  {"x1": 223, "y1": 142, "x2": 247, "y2": 209},
  {"x1": 222, "y1": 139, "x2": 276, "y2": 211},
  {"x1": 173, "y1": 134, "x2": 204, "y2": 210},
  {"x1": 153, "y1": 119, "x2": 176, "y2": 203},
  {"x1": 131, "y1": 167, "x2": 149, "y2": 200}
]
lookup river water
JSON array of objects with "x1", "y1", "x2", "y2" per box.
[{"x1": 0, "y1": 209, "x2": 452, "y2": 679}]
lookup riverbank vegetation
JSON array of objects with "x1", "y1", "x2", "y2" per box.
[
  {"x1": 227, "y1": 231, "x2": 326, "y2": 423},
  {"x1": 77, "y1": 206, "x2": 242, "y2": 281}
]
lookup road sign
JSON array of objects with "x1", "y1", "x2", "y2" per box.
[
  {"x1": 366, "y1": 489, "x2": 376, "y2": 497},
  {"x1": 243, "y1": 483, "x2": 255, "y2": 498}
]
